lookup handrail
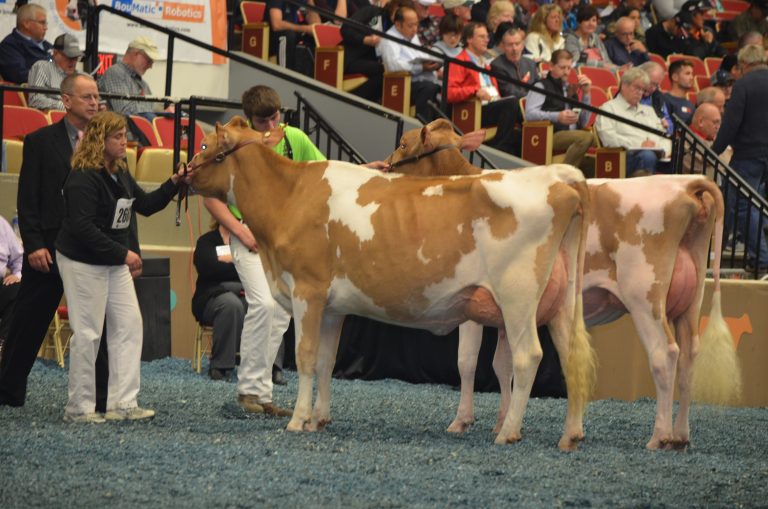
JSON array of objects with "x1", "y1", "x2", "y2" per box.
[
  {"x1": 287, "y1": 0, "x2": 668, "y2": 140},
  {"x1": 293, "y1": 92, "x2": 369, "y2": 165},
  {"x1": 670, "y1": 115, "x2": 768, "y2": 278},
  {"x1": 86, "y1": 4, "x2": 405, "y2": 123}
]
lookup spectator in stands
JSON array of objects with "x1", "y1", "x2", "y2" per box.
[
  {"x1": 27, "y1": 33, "x2": 83, "y2": 111},
  {"x1": 525, "y1": 4, "x2": 565, "y2": 63},
  {"x1": 340, "y1": 0, "x2": 399, "y2": 103},
  {"x1": 380, "y1": 5, "x2": 441, "y2": 121},
  {"x1": 513, "y1": 0, "x2": 534, "y2": 31},
  {"x1": 596, "y1": 67, "x2": 671, "y2": 176},
  {"x1": 729, "y1": 0, "x2": 768, "y2": 41},
  {"x1": 491, "y1": 26, "x2": 539, "y2": 99},
  {"x1": 689, "y1": 102, "x2": 721, "y2": 142},
  {"x1": 709, "y1": 69, "x2": 735, "y2": 101},
  {"x1": 604, "y1": 16, "x2": 650, "y2": 66},
  {"x1": 444, "y1": 0, "x2": 474, "y2": 24},
  {"x1": 697, "y1": 85, "x2": 726, "y2": 113},
  {"x1": 676, "y1": 0, "x2": 726, "y2": 59},
  {"x1": 712, "y1": 44, "x2": 768, "y2": 272},
  {"x1": 432, "y1": 13, "x2": 464, "y2": 58},
  {"x1": 192, "y1": 222, "x2": 246, "y2": 381},
  {"x1": 557, "y1": 0, "x2": 578, "y2": 33},
  {"x1": 565, "y1": 5, "x2": 616, "y2": 69},
  {"x1": 0, "y1": 3, "x2": 52, "y2": 84},
  {"x1": 99, "y1": 36, "x2": 169, "y2": 120},
  {"x1": 415, "y1": 0, "x2": 442, "y2": 47},
  {"x1": 606, "y1": 0, "x2": 654, "y2": 36},
  {"x1": 652, "y1": 0, "x2": 687, "y2": 22},
  {"x1": 663, "y1": 58, "x2": 695, "y2": 124},
  {"x1": 525, "y1": 49, "x2": 597, "y2": 175},
  {"x1": 0, "y1": 215, "x2": 22, "y2": 350},
  {"x1": 447, "y1": 21, "x2": 522, "y2": 154},
  {"x1": 267, "y1": 0, "x2": 344, "y2": 75},
  {"x1": 56, "y1": 111, "x2": 191, "y2": 423},
  {"x1": 486, "y1": 0, "x2": 515, "y2": 48},
  {"x1": 645, "y1": 10, "x2": 687, "y2": 57},
  {"x1": 638, "y1": 60, "x2": 674, "y2": 134}
]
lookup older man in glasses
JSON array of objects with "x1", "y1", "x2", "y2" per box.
[
  {"x1": 0, "y1": 3, "x2": 53, "y2": 84},
  {"x1": 27, "y1": 33, "x2": 84, "y2": 111}
]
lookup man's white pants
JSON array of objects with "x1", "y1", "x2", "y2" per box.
[
  {"x1": 57, "y1": 252, "x2": 143, "y2": 415},
  {"x1": 230, "y1": 235, "x2": 291, "y2": 402}
]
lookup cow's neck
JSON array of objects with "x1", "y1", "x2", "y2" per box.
[{"x1": 407, "y1": 147, "x2": 481, "y2": 177}]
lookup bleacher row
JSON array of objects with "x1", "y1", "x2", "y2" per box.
[{"x1": 2, "y1": 92, "x2": 205, "y2": 182}]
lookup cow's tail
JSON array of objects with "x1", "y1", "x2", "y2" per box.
[
  {"x1": 565, "y1": 180, "x2": 598, "y2": 413},
  {"x1": 690, "y1": 178, "x2": 742, "y2": 405}
]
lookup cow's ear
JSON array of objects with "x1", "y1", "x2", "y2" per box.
[
  {"x1": 460, "y1": 129, "x2": 486, "y2": 152},
  {"x1": 429, "y1": 118, "x2": 453, "y2": 133},
  {"x1": 420, "y1": 125, "x2": 433, "y2": 149},
  {"x1": 217, "y1": 125, "x2": 233, "y2": 149},
  {"x1": 228, "y1": 116, "x2": 249, "y2": 129}
]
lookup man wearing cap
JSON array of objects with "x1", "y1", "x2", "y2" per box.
[
  {"x1": 98, "y1": 36, "x2": 165, "y2": 120},
  {"x1": 27, "y1": 33, "x2": 83, "y2": 111},
  {"x1": 709, "y1": 69, "x2": 735, "y2": 101},
  {"x1": 645, "y1": 9, "x2": 688, "y2": 57},
  {"x1": 677, "y1": 0, "x2": 726, "y2": 58},
  {"x1": 414, "y1": 0, "x2": 442, "y2": 48},
  {"x1": 712, "y1": 43, "x2": 768, "y2": 273},
  {"x1": 0, "y1": 3, "x2": 52, "y2": 84},
  {"x1": 444, "y1": 0, "x2": 475, "y2": 23}
]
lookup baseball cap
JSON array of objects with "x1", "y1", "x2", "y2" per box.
[
  {"x1": 53, "y1": 33, "x2": 84, "y2": 59},
  {"x1": 444, "y1": 0, "x2": 479, "y2": 9},
  {"x1": 128, "y1": 36, "x2": 161, "y2": 61},
  {"x1": 679, "y1": 0, "x2": 714, "y2": 14},
  {"x1": 417, "y1": 0, "x2": 437, "y2": 5},
  {"x1": 710, "y1": 69, "x2": 735, "y2": 86}
]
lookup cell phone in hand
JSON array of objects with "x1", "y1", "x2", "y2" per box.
[{"x1": 571, "y1": 108, "x2": 582, "y2": 115}]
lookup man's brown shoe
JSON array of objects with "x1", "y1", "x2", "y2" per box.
[
  {"x1": 262, "y1": 402, "x2": 292, "y2": 417},
  {"x1": 237, "y1": 394, "x2": 264, "y2": 414}
]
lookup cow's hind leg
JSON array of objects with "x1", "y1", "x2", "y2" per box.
[
  {"x1": 307, "y1": 314, "x2": 345, "y2": 432},
  {"x1": 495, "y1": 314, "x2": 541, "y2": 445},
  {"x1": 448, "y1": 321, "x2": 484, "y2": 433},
  {"x1": 629, "y1": 308, "x2": 679, "y2": 450},
  {"x1": 287, "y1": 300, "x2": 325, "y2": 432},
  {"x1": 672, "y1": 312, "x2": 697, "y2": 449},
  {"x1": 492, "y1": 331, "x2": 512, "y2": 434}
]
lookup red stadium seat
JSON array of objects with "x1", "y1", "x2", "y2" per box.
[
  {"x1": 130, "y1": 115, "x2": 161, "y2": 147},
  {"x1": 1, "y1": 82, "x2": 26, "y2": 107},
  {"x1": 579, "y1": 66, "x2": 619, "y2": 90},
  {"x1": 312, "y1": 24, "x2": 368, "y2": 93},
  {"x1": 152, "y1": 117, "x2": 206, "y2": 153},
  {"x1": 48, "y1": 110, "x2": 66, "y2": 123},
  {"x1": 694, "y1": 75, "x2": 710, "y2": 91},
  {"x1": 586, "y1": 86, "x2": 610, "y2": 128},
  {"x1": 720, "y1": 0, "x2": 749, "y2": 11},
  {"x1": 704, "y1": 57, "x2": 722, "y2": 76},
  {"x1": 240, "y1": 1, "x2": 269, "y2": 60},
  {"x1": 2, "y1": 105, "x2": 49, "y2": 140},
  {"x1": 648, "y1": 53, "x2": 667, "y2": 72}
]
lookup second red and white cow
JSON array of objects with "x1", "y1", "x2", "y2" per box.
[
  {"x1": 189, "y1": 117, "x2": 596, "y2": 450},
  {"x1": 388, "y1": 119, "x2": 741, "y2": 450}
]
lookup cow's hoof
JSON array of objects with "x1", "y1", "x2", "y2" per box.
[
  {"x1": 307, "y1": 418, "x2": 330, "y2": 432},
  {"x1": 668, "y1": 439, "x2": 690, "y2": 452},
  {"x1": 558, "y1": 435, "x2": 583, "y2": 452},
  {"x1": 646, "y1": 437, "x2": 672, "y2": 450},
  {"x1": 494, "y1": 433, "x2": 522, "y2": 445},
  {"x1": 286, "y1": 418, "x2": 306, "y2": 432},
  {"x1": 446, "y1": 419, "x2": 472, "y2": 434}
]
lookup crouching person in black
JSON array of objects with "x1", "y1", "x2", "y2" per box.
[{"x1": 192, "y1": 222, "x2": 246, "y2": 381}]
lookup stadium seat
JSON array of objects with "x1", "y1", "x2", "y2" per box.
[
  {"x1": 240, "y1": 1, "x2": 269, "y2": 60},
  {"x1": 312, "y1": 24, "x2": 368, "y2": 93},
  {"x1": 135, "y1": 148, "x2": 187, "y2": 183},
  {"x1": 648, "y1": 53, "x2": 667, "y2": 71},
  {"x1": 2, "y1": 105, "x2": 49, "y2": 140},
  {"x1": 579, "y1": 66, "x2": 618, "y2": 90},
  {"x1": 4, "y1": 139, "x2": 23, "y2": 173},
  {"x1": 47, "y1": 110, "x2": 66, "y2": 123},
  {"x1": 381, "y1": 71, "x2": 414, "y2": 116},
  {"x1": 704, "y1": 57, "x2": 722, "y2": 76},
  {"x1": 1, "y1": 82, "x2": 26, "y2": 107},
  {"x1": 153, "y1": 117, "x2": 205, "y2": 153},
  {"x1": 694, "y1": 75, "x2": 710, "y2": 91}
]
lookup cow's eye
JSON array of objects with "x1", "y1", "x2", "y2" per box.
[
  {"x1": 399, "y1": 143, "x2": 406, "y2": 150},
  {"x1": 201, "y1": 143, "x2": 207, "y2": 152}
]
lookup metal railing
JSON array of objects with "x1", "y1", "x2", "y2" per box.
[{"x1": 670, "y1": 115, "x2": 768, "y2": 278}]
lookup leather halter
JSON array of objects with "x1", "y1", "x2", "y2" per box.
[{"x1": 387, "y1": 143, "x2": 457, "y2": 170}]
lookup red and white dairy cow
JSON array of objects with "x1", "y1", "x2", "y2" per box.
[
  {"x1": 190, "y1": 117, "x2": 597, "y2": 449},
  {"x1": 388, "y1": 119, "x2": 741, "y2": 450}
]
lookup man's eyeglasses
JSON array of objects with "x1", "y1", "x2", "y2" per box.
[
  {"x1": 64, "y1": 93, "x2": 101, "y2": 103},
  {"x1": 31, "y1": 19, "x2": 48, "y2": 26}
]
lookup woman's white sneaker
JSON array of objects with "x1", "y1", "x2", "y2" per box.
[
  {"x1": 104, "y1": 407, "x2": 156, "y2": 421},
  {"x1": 63, "y1": 412, "x2": 107, "y2": 424}
]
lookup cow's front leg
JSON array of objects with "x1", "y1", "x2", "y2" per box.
[
  {"x1": 492, "y1": 330, "x2": 512, "y2": 434},
  {"x1": 495, "y1": 317, "x2": 541, "y2": 445},
  {"x1": 287, "y1": 299, "x2": 325, "y2": 432},
  {"x1": 448, "y1": 321, "x2": 484, "y2": 433},
  {"x1": 307, "y1": 313, "x2": 345, "y2": 432}
]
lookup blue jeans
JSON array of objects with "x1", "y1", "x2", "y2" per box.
[
  {"x1": 627, "y1": 149, "x2": 659, "y2": 176},
  {"x1": 724, "y1": 158, "x2": 768, "y2": 267}
]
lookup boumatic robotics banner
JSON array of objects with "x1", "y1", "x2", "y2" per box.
[{"x1": 0, "y1": 0, "x2": 227, "y2": 64}]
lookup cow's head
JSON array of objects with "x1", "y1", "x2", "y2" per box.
[
  {"x1": 189, "y1": 116, "x2": 283, "y2": 202},
  {"x1": 387, "y1": 119, "x2": 485, "y2": 176}
]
